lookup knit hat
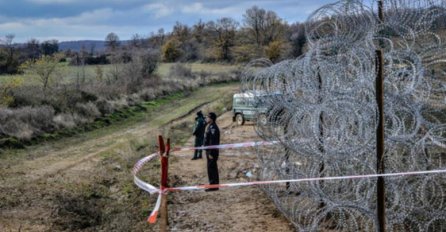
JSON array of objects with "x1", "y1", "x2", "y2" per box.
[{"x1": 197, "y1": 110, "x2": 203, "y2": 117}]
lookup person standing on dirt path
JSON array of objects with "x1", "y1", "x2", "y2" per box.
[
  {"x1": 192, "y1": 111, "x2": 206, "y2": 160},
  {"x1": 204, "y1": 112, "x2": 220, "y2": 191}
]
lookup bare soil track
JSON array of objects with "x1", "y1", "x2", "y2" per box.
[
  {"x1": 168, "y1": 112, "x2": 294, "y2": 231},
  {"x1": 0, "y1": 83, "x2": 293, "y2": 231}
]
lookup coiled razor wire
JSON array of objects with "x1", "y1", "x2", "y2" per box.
[{"x1": 242, "y1": 0, "x2": 446, "y2": 231}]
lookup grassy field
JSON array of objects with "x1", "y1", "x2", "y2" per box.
[
  {"x1": 0, "y1": 62, "x2": 239, "y2": 86},
  {"x1": 156, "y1": 62, "x2": 239, "y2": 77}
]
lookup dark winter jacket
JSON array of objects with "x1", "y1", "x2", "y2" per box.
[
  {"x1": 204, "y1": 122, "x2": 220, "y2": 157},
  {"x1": 193, "y1": 116, "x2": 206, "y2": 138}
]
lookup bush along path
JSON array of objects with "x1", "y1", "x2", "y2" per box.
[
  {"x1": 0, "y1": 67, "x2": 241, "y2": 149},
  {"x1": 0, "y1": 83, "x2": 239, "y2": 231}
]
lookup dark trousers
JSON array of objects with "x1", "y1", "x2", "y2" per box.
[
  {"x1": 193, "y1": 137, "x2": 203, "y2": 158},
  {"x1": 206, "y1": 153, "x2": 219, "y2": 187}
]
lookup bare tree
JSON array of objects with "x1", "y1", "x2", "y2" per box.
[
  {"x1": 172, "y1": 22, "x2": 190, "y2": 43},
  {"x1": 105, "y1": 32, "x2": 120, "y2": 51},
  {"x1": 193, "y1": 19, "x2": 206, "y2": 43},
  {"x1": 243, "y1": 6, "x2": 266, "y2": 47},
  {"x1": 207, "y1": 17, "x2": 239, "y2": 61},
  {"x1": 130, "y1": 33, "x2": 143, "y2": 48},
  {"x1": 25, "y1": 38, "x2": 41, "y2": 60},
  {"x1": 243, "y1": 6, "x2": 285, "y2": 47}
]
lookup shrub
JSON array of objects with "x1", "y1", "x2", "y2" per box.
[
  {"x1": 11, "y1": 85, "x2": 45, "y2": 107},
  {"x1": 1, "y1": 118, "x2": 34, "y2": 140},
  {"x1": 0, "y1": 105, "x2": 55, "y2": 139},
  {"x1": 16, "y1": 105, "x2": 55, "y2": 132},
  {"x1": 162, "y1": 38, "x2": 182, "y2": 62},
  {"x1": 75, "y1": 102, "x2": 101, "y2": 119},
  {"x1": 140, "y1": 49, "x2": 160, "y2": 77},
  {"x1": 53, "y1": 113, "x2": 77, "y2": 129},
  {"x1": 95, "y1": 98, "x2": 114, "y2": 115},
  {"x1": 0, "y1": 77, "x2": 23, "y2": 107},
  {"x1": 265, "y1": 40, "x2": 291, "y2": 63}
]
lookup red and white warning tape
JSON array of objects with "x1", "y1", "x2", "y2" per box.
[
  {"x1": 132, "y1": 141, "x2": 280, "y2": 194},
  {"x1": 133, "y1": 140, "x2": 446, "y2": 224},
  {"x1": 166, "y1": 169, "x2": 446, "y2": 192},
  {"x1": 134, "y1": 140, "x2": 281, "y2": 223}
]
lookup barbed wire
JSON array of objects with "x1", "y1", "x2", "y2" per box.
[{"x1": 242, "y1": 0, "x2": 446, "y2": 231}]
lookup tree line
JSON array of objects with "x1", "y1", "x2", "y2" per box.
[
  {"x1": 2, "y1": 5, "x2": 446, "y2": 76},
  {"x1": 138, "y1": 6, "x2": 307, "y2": 63},
  {"x1": 0, "y1": 6, "x2": 307, "y2": 75}
]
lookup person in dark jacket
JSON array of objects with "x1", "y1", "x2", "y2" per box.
[
  {"x1": 192, "y1": 111, "x2": 206, "y2": 160},
  {"x1": 204, "y1": 112, "x2": 220, "y2": 191}
]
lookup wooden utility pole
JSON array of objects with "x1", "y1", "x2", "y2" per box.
[{"x1": 376, "y1": 1, "x2": 386, "y2": 232}]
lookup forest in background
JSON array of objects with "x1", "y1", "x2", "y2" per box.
[{"x1": 0, "y1": 6, "x2": 308, "y2": 75}]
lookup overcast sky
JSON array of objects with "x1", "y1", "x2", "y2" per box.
[{"x1": 0, "y1": 0, "x2": 337, "y2": 43}]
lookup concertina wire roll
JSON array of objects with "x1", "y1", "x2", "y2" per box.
[{"x1": 241, "y1": 0, "x2": 446, "y2": 231}]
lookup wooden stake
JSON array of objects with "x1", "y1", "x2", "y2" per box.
[{"x1": 158, "y1": 136, "x2": 170, "y2": 232}]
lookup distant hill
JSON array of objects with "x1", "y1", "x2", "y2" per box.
[{"x1": 58, "y1": 40, "x2": 106, "y2": 52}]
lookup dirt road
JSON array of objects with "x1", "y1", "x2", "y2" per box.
[
  {"x1": 0, "y1": 83, "x2": 293, "y2": 231},
  {"x1": 167, "y1": 112, "x2": 294, "y2": 231}
]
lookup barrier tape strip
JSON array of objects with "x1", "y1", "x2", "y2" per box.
[
  {"x1": 147, "y1": 192, "x2": 162, "y2": 223},
  {"x1": 166, "y1": 169, "x2": 446, "y2": 192},
  {"x1": 133, "y1": 139, "x2": 446, "y2": 224},
  {"x1": 133, "y1": 140, "x2": 281, "y2": 223}
]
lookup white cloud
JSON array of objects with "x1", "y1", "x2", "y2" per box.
[
  {"x1": 0, "y1": 8, "x2": 133, "y2": 42},
  {"x1": 182, "y1": 2, "x2": 203, "y2": 14},
  {"x1": 143, "y1": 3, "x2": 174, "y2": 19},
  {"x1": 67, "y1": 8, "x2": 115, "y2": 24},
  {"x1": 0, "y1": 22, "x2": 26, "y2": 30},
  {"x1": 8, "y1": 8, "x2": 115, "y2": 28},
  {"x1": 181, "y1": 2, "x2": 242, "y2": 16}
]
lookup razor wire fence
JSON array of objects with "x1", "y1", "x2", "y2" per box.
[{"x1": 242, "y1": 0, "x2": 446, "y2": 231}]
